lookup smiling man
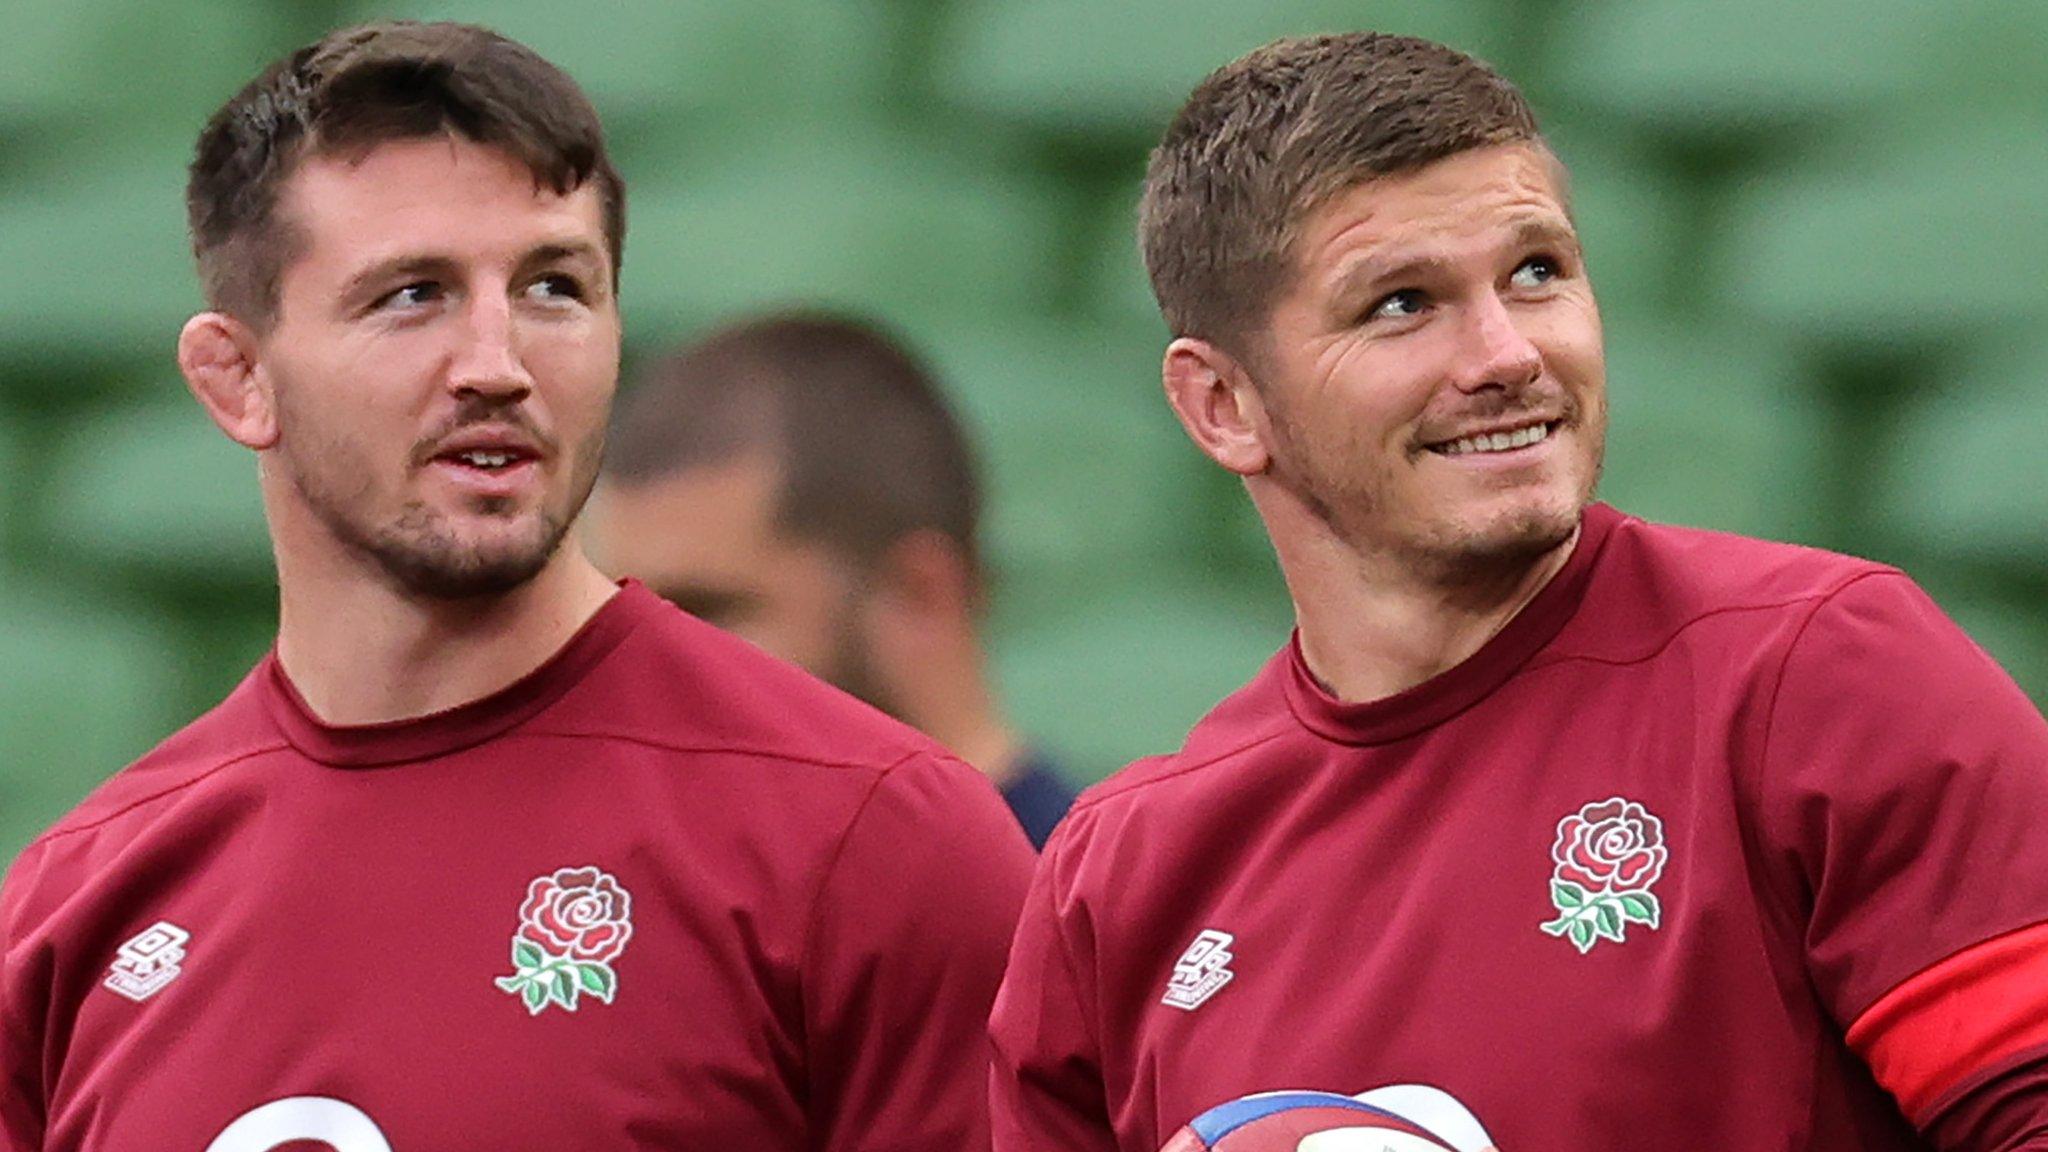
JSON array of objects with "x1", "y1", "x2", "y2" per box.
[
  {"x1": 987, "y1": 32, "x2": 2048, "y2": 1152},
  {"x1": 0, "y1": 22, "x2": 1031, "y2": 1151}
]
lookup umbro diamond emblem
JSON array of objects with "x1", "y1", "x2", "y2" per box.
[
  {"x1": 103, "y1": 920, "x2": 191, "y2": 1003},
  {"x1": 1162, "y1": 928, "x2": 1236, "y2": 1010}
]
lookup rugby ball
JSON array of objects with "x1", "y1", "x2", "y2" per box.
[{"x1": 1158, "y1": 1090, "x2": 1459, "y2": 1151}]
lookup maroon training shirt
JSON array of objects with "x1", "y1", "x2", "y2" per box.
[
  {"x1": 2, "y1": 582, "x2": 1033, "y2": 1150},
  {"x1": 990, "y1": 504, "x2": 2048, "y2": 1152}
]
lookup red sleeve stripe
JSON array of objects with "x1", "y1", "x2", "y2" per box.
[{"x1": 1845, "y1": 919, "x2": 2048, "y2": 1123}]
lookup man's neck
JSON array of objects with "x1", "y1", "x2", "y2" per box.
[
  {"x1": 274, "y1": 545, "x2": 620, "y2": 726},
  {"x1": 885, "y1": 632, "x2": 1026, "y2": 789},
  {"x1": 1285, "y1": 523, "x2": 1580, "y2": 705}
]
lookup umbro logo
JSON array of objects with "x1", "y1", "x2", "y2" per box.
[
  {"x1": 1162, "y1": 928, "x2": 1236, "y2": 1011},
  {"x1": 103, "y1": 921, "x2": 190, "y2": 1003}
]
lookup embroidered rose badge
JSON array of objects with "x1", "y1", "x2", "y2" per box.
[
  {"x1": 494, "y1": 865, "x2": 633, "y2": 1014},
  {"x1": 1540, "y1": 797, "x2": 1667, "y2": 954}
]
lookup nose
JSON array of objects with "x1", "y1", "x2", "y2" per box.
[
  {"x1": 1449, "y1": 291, "x2": 1542, "y2": 395},
  {"x1": 446, "y1": 293, "x2": 534, "y2": 400}
]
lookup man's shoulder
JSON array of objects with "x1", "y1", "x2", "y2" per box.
[
  {"x1": 1571, "y1": 511, "x2": 1901, "y2": 654},
  {"x1": 554, "y1": 588, "x2": 937, "y2": 776},
  {"x1": 1605, "y1": 512, "x2": 1894, "y2": 604}
]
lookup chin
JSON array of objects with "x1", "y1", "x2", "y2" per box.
[
  {"x1": 1419, "y1": 493, "x2": 1584, "y2": 578},
  {"x1": 365, "y1": 513, "x2": 571, "y2": 602}
]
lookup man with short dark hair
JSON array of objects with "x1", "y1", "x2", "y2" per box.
[
  {"x1": 988, "y1": 32, "x2": 2048, "y2": 1152},
  {"x1": 597, "y1": 312, "x2": 1077, "y2": 847},
  {"x1": 0, "y1": 23, "x2": 1031, "y2": 1150}
]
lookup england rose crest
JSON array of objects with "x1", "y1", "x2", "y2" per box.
[
  {"x1": 495, "y1": 865, "x2": 633, "y2": 1014},
  {"x1": 1540, "y1": 797, "x2": 1667, "y2": 954}
]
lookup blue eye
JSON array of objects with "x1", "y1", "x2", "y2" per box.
[
  {"x1": 1369, "y1": 289, "x2": 1426, "y2": 321},
  {"x1": 378, "y1": 281, "x2": 442, "y2": 310},
  {"x1": 526, "y1": 274, "x2": 585, "y2": 303},
  {"x1": 1511, "y1": 257, "x2": 1559, "y2": 289}
]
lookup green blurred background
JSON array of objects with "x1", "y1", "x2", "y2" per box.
[{"x1": 3, "y1": 0, "x2": 2044, "y2": 861}]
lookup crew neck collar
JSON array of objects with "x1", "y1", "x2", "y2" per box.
[
  {"x1": 1282, "y1": 503, "x2": 1619, "y2": 746},
  {"x1": 262, "y1": 580, "x2": 656, "y2": 767}
]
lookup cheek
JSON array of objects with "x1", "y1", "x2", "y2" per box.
[
  {"x1": 1299, "y1": 340, "x2": 1434, "y2": 442},
  {"x1": 1536, "y1": 300, "x2": 1606, "y2": 394},
  {"x1": 531, "y1": 323, "x2": 620, "y2": 402},
  {"x1": 766, "y1": 560, "x2": 866, "y2": 670}
]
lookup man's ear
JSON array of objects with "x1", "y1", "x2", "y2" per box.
[
  {"x1": 1161, "y1": 336, "x2": 1271, "y2": 477},
  {"x1": 870, "y1": 529, "x2": 976, "y2": 627},
  {"x1": 178, "y1": 312, "x2": 278, "y2": 450}
]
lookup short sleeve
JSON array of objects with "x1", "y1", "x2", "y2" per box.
[
  {"x1": 1, "y1": 843, "x2": 47, "y2": 1152},
  {"x1": 1755, "y1": 572, "x2": 2048, "y2": 1134},
  {"x1": 988, "y1": 825, "x2": 1119, "y2": 1152},
  {"x1": 801, "y1": 751, "x2": 1034, "y2": 1152}
]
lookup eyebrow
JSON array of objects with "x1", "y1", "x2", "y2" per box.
[
  {"x1": 518, "y1": 240, "x2": 607, "y2": 276},
  {"x1": 338, "y1": 239, "x2": 610, "y2": 304},
  {"x1": 339, "y1": 254, "x2": 461, "y2": 304},
  {"x1": 1327, "y1": 216, "x2": 1583, "y2": 306}
]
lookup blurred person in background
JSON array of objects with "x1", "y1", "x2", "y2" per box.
[
  {"x1": 989, "y1": 31, "x2": 2048, "y2": 1152},
  {"x1": 0, "y1": 22, "x2": 1030, "y2": 1151},
  {"x1": 596, "y1": 312, "x2": 1078, "y2": 849}
]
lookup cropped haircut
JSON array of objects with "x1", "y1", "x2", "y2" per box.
[
  {"x1": 1140, "y1": 32, "x2": 1542, "y2": 359},
  {"x1": 186, "y1": 20, "x2": 625, "y2": 329},
  {"x1": 607, "y1": 313, "x2": 984, "y2": 580}
]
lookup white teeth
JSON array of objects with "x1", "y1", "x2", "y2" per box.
[
  {"x1": 1435, "y1": 422, "x2": 1551, "y2": 457},
  {"x1": 459, "y1": 450, "x2": 515, "y2": 468}
]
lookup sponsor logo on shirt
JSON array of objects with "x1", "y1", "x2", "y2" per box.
[
  {"x1": 103, "y1": 920, "x2": 191, "y2": 1003},
  {"x1": 1162, "y1": 928, "x2": 1236, "y2": 1010},
  {"x1": 1540, "y1": 796, "x2": 1668, "y2": 953},
  {"x1": 494, "y1": 865, "x2": 634, "y2": 1015}
]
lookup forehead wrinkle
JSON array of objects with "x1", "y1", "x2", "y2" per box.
[{"x1": 1322, "y1": 203, "x2": 1578, "y2": 302}]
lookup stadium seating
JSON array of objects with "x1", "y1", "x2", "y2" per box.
[
  {"x1": 0, "y1": 1, "x2": 299, "y2": 138},
  {"x1": 0, "y1": 139, "x2": 202, "y2": 374},
  {"x1": 342, "y1": 0, "x2": 905, "y2": 130},
  {"x1": 1937, "y1": 595, "x2": 2048, "y2": 715},
  {"x1": 933, "y1": 0, "x2": 1528, "y2": 144},
  {"x1": 40, "y1": 399, "x2": 271, "y2": 587},
  {"x1": 995, "y1": 578, "x2": 1292, "y2": 772},
  {"x1": 1547, "y1": 0, "x2": 1941, "y2": 136},
  {"x1": 898, "y1": 316, "x2": 1193, "y2": 589},
  {"x1": 1716, "y1": 115, "x2": 2048, "y2": 349},
  {"x1": 620, "y1": 118, "x2": 1070, "y2": 346},
  {"x1": 0, "y1": 582, "x2": 191, "y2": 854},
  {"x1": 0, "y1": 2, "x2": 2041, "y2": 860},
  {"x1": 1880, "y1": 337, "x2": 2048, "y2": 569},
  {"x1": 1599, "y1": 316, "x2": 1831, "y2": 544}
]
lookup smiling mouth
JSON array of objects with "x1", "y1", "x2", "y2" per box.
[
  {"x1": 447, "y1": 449, "x2": 527, "y2": 470},
  {"x1": 1426, "y1": 419, "x2": 1559, "y2": 458}
]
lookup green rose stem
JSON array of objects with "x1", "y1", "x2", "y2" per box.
[
  {"x1": 1540, "y1": 879, "x2": 1661, "y2": 954},
  {"x1": 495, "y1": 938, "x2": 619, "y2": 1014}
]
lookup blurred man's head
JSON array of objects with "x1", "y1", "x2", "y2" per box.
[{"x1": 598, "y1": 313, "x2": 983, "y2": 717}]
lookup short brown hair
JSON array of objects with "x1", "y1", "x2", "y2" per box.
[
  {"x1": 186, "y1": 21, "x2": 625, "y2": 328},
  {"x1": 1139, "y1": 32, "x2": 1541, "y2": 356},
  {"x1": 607, "y1": 312, "x2": 984, "y2": 577}
]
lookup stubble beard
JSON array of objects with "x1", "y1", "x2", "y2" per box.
[
  {"x1": 281, "y1": 425, "x2": 606, "y2": 603},
  {"x1": 1267, "y1": 400, "x2": 1604, "y2": 590},
  {"x1": 819, "y1": 575, "x2": 903, "y2": 720}
]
